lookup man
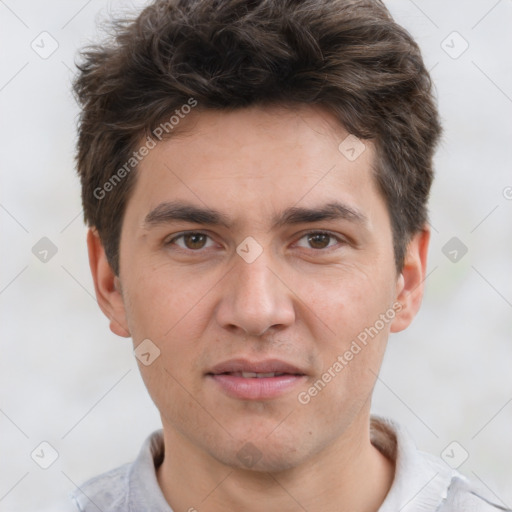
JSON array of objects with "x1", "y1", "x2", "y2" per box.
[{"x1": 71, "y1": 0, "x2": 509, "y2": 510}]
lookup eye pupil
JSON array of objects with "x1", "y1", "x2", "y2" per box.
[
  {"x1": 308, "y1": 233, "x2": 330, "y2": 249},
  {"x1": 184, "y1": 233, "x2": 207, "y2": 249}
]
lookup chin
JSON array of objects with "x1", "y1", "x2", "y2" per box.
[
  {"x1": 215, "y1": 445, "x2": 307, "y2": 474},
  {"x1": 207, "y1": 427, "x2": 316, "y2": 474}
]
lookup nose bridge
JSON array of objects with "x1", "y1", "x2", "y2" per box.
[
  {"x1": 218, "y1": 244, "x2": 295, "y2": 336},
  {"x1": 237, "y1": 252, "x2": 275, "y2": 304}
]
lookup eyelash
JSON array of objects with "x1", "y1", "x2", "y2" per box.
[{"x1": 164, "y1": 230, "x2": 347, "y2": 253}]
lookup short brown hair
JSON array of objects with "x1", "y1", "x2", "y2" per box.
[{"x1": 73, "y1": 0, "x2": 441, "y2": 276}]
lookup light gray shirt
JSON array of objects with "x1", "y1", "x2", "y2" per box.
[{"x1": 71, "y1": 416, "x2": 510, "y2": 511}]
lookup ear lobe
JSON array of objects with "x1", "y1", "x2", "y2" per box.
[
  {"x1": 87, "y1": 228, "x2": 131, "y2": 338},
  {"x1": 390, "y1": 228, "x2": 430, "y2": 333}
]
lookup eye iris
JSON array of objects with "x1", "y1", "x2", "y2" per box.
[
  {"x1": 184, "y1": 233, "x2": 207, "y2": 249},
  {"x1": 308, "y1": 233, "x2": 330, "y2": 249}
]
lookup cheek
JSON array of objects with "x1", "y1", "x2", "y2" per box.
[
  {"x1": 303, "y1": 264, "x2": 394, "y2": 342},
  {"x1": 300, "y1": 268, "x2": 394, "y2": 395},
  {"x1": 123, "y1": 265, "x2": 209, "y2": 342},
  {"x1": 125, "y1": 272, "x2": 211, "y2": 404}
]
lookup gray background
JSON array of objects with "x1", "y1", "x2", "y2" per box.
[{"x1": 0, "y1": 0, "x2": 511, "y2": 510}]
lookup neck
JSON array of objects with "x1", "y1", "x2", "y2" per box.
[{"x1": 156, "y1": 415, "x2": 395, "y2": 512}]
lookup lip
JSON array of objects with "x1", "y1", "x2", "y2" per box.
[
  {"x1": 208, "y1": 358, "x2": 306, "y2": 376},
  {"x1": 206, "y1": 358, "x2": 308, "y2": 401}
]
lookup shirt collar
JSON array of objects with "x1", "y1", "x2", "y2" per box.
[
  {"x1": 126, "y1": 415, "x2": 456, "y2": 512},
  {"x1": 371, "y1": 415, "x2": 456, "y2": 512},
  {"x1": 127, "y1": 430, "x2": 172, "y2": 511}
]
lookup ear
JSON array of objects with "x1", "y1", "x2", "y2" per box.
[
  {"x1": 390, "y1": 228, "x2": 430, "y2": 333},
  {"x1": 87, "y1": 228, "x2": 131, "y2": 338}
]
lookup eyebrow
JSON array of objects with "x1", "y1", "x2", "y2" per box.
[{"x1": 143, "y1": 200, "x2": 367, "y2": 231}]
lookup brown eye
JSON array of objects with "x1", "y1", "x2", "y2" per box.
[
  {"x1": 295, "y1": 231, "x2": 344, "y2": 251},
  {"x1": 166, "y1": 232, "x2": 215, "y2": 251},
  {"x1": 307, "y1": 233, "x2": 331, "y2": 249},
  {"x1": 182, "y1": 233, "x2": 207, "y2": 249}
]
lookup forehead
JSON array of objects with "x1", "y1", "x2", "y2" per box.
[{"x1": 125, "y1": 105, "x2": 384, "y2": 231}]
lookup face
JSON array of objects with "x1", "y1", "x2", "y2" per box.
[{"x1": 91, "y1": 105, "x2": 427, "y2": 472}]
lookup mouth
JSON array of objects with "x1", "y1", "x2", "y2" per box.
[
  {"x1": 206, "y1": 359, "x2": 308, "y2": 400},
  {"x1": 223, "y1": 371, "x2": 291, "y2": 378}
]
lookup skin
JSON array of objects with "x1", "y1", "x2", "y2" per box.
[{"x1": 88, "y1": 105, "x2": 429, "y2": 512}]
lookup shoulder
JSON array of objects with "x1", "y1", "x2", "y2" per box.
[
  {"x1": 370, "y1": 416, "x2": 510, "y2": 512},
  {"x1": 70, "y1": 462, "x2": 132, "y2": 512},
  {"x1": 439, "y1": 475, "x2": 511, "y2": 512},
  {"x1": 68, "y1": 430, "x2": 168, "y2": 512}
]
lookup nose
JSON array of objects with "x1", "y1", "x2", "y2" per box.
[{"x1": 215, "y1": 250, "x2": 296, "y2": 337}]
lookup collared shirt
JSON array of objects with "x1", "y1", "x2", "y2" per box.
[{"x1": 71, "y1": 416, "x2": 510, "y2": 511}]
